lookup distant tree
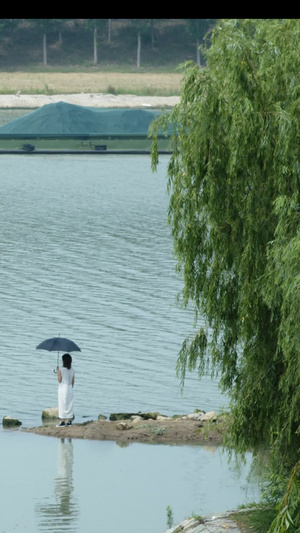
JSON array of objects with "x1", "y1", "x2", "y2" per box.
[
  {"x1": 0, "y1": 19, "x2": 19, "y2": 67},
  {"x1": 148, "y1": 19, "x2": 163, "y2": 49},
  {"x1": 0, "y1": 19, "x2": 19, "y2": 36},
  {"x1": 107, "y1": 19, "x2": 112, "y2": 44},
  {"x1": 85, "y1": 19, "x2": 107, "y2": 65},
  {"x1": 150, "y1": 19, "x2": 155, "y2": 48},
  {"x1": 56, "y1": 19, "x2": 70, "y2": 45},
  {"x1": 30, "y1": 19, "x2": 63, "y2": 65},
  {"x1": 186, "y1": 19, "x2": 216, "y2": 66},
  {"x1": 131, "y1": 19, "x2": 151, "y2": 68}
]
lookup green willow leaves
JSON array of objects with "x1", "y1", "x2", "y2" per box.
[{"x1": 151, "y1": 19, "x2": 300, "y2": 532}]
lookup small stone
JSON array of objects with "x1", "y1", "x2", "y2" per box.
[
  {"x1": 116, "y1": 422, "x2": 133, "y2": 430},
  {"x1": 198, "y1": 411, "x2": 217, "y2": 422},
  {"x1": 3, "y1": 416, "x2": 22, "y2": 427},
  {"x1": 187, "y1": 413, "x2": 199, "y2": 420},
  {"x1": 131, "y1": 416, "x2": 143, "y2": 424}
]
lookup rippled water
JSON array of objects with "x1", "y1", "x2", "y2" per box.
[
  {"x1": 0, "y1": 154, "x2": 262, "y2": 533},
  {"x1": 0, "y1": 154, "x2": 227, "y2": 426}
]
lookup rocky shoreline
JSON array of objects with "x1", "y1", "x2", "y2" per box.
[
  {"x1": 164, "y1": 511, "x2": 246, "y2": 533},
  {"x1": 18, "y1": 409, "x2": 228, "y2": 445}
]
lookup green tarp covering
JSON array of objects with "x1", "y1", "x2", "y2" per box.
[{"x1": 0, "y1": 101, "x2": 163, "y2": 135}]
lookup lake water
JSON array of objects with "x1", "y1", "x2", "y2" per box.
[
  {"x1": 0, "y1": 154, "x2": 261, "y2": 532},
  {"x1": 0, "y1": 153, "x2": 226, "y2": 425},
  {"x1": 2, "y1": 431, "x2": 260, "y2": 533}
]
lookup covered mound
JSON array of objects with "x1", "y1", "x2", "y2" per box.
[{"x1": 0, "y1": 101, "x2": 163, "y2": 136}]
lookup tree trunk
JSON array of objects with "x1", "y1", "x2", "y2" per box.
[
  {"x1": 137, "y1": 31, "x2": 141, "y2": 68},
  {"x1": 151, "y1": 19, "x2": 155, "y2": 48},
  {"x1": 43, "y1": 32, "x2": 47, "y2": 66},
  {"x1": 107, "y1": 19, "x2": 111, "y2": 44},
  {"x1": 93, "y1": 25, "x2": 98, "y2": 65}
]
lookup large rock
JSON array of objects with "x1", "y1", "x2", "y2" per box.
[
  {"x1": 109, "y1": 412, "x2": 159, "y2": 421},
  {"x1": 3, "y1": 416, "x2": 22, "y2": 427},
  {"x1": 41, "y1": 407, "x2": 59, "y2": 420},
  {"x1": 198, "y1": 411, "x2": 217, "y2": 422},
  {"x1": 187, "y1": 411, "x2": 217, "y2": 422},
  {"x1": 116, "y1": 422, "x2": 133, "y2": 430},
  {"x1": 131, "y1": 416, "x2": 143, "y2": 424}
]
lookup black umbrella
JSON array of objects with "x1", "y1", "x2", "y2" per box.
[{"x1": 36, "y1": 336, "x2": 81, "y2": 370}]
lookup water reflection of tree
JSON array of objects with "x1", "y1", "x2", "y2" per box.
[{"x1": 36, "y1": 438, "x2": 79, "y2": 532}]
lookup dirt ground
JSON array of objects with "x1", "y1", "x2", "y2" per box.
[
  {"x1": 0, "y1": 72, "x2": 182, "y2": 95},
  {"x1": 22, "y1": 415, "x2": 228, "y2": 445}
]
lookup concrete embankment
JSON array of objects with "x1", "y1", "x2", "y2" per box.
[
  {"x1": 163, "y1": 511, "x2": 246, "y2": 533},
  {"x1": 0, "y1": 93, "x2": 180, "y2": 109}
]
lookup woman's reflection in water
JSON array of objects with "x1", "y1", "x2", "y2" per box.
[
  {"x1": 56, "y1": 438, "x2": 75, "y2": 516},
  {"x1": 36, "y1": 438, "x2": 79, "y2": 532}
]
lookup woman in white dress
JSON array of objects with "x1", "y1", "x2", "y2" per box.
[{"x1": 56, "y1": 353, "x2": 75, "y2": 427}]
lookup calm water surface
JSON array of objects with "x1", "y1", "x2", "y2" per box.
[
  {"x1": 2, "y1": 431, "x2": 260, "y2": 533},
  {"x1": 0, "y1": 154, "x2": 261, "y2": 532}
]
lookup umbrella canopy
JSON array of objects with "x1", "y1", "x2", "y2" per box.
[{"x1": 36, "y1": 337, "x2": 81, "y2": 353}]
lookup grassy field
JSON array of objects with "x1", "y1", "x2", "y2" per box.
[{"x1": 0, "y1": 71, "x2": 183, "y2": 96}]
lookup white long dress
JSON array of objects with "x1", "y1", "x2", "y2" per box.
[{"x1": 58, "y1": 367, "x2": 75, "y2": 419}]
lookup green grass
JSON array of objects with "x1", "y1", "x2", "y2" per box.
[
  {"x1": 230, "y1": 507, "x2": 277, "y2": 533},
  {"x1": 102, "y1": 86, "x2": 180, "y2": 97},
  {"x1": 0, "y1": 86, "x2": 57, "y2": 95},
  {"x1": 0, "y1": 64, "x2": 183, "y2": 75}
]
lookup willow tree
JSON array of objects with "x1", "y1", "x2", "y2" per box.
[{"x1": 151, "y1": 19, "x2": 300, "y2": 530}]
